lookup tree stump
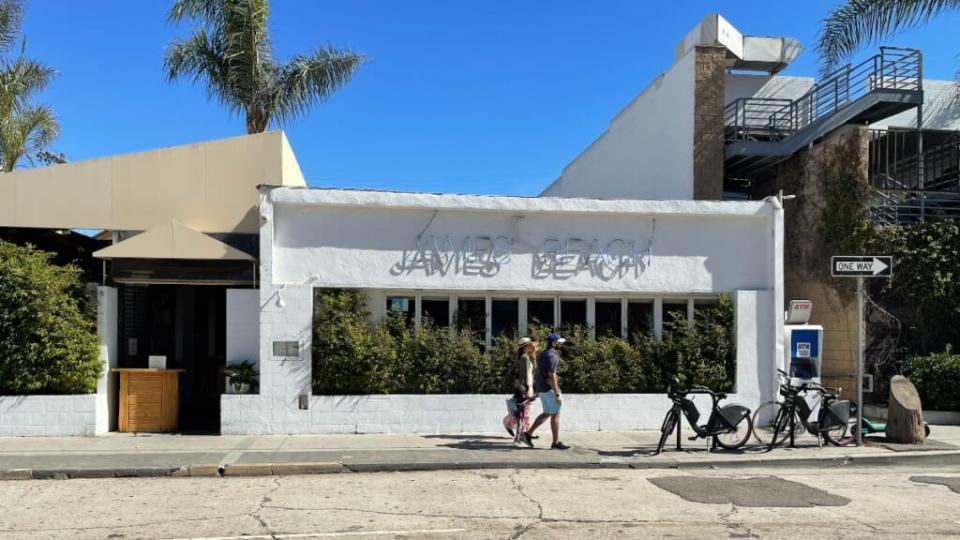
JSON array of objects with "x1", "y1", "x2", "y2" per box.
[{"x1": 885, "y1": 375, "x2": 926, "y2": 444}]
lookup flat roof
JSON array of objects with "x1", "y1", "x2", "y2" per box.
[
  {"x1": 0, "y1": 131, "x2": 306, "y2": 234},
  {"x1": 264, "y1": 186, "x2": 776, "y2": 217}
]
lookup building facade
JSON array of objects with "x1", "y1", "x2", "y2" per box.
[
  {"x1": 539, "y1": 13, "x2": 960, "y2": 399},
  {"x1": 219, "y1": 187, "x2": 784, "y2": 434}
]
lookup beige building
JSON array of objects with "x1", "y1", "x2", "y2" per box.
[{"x1": 1, "y1": 130, "x2": 305, "y2": 433}]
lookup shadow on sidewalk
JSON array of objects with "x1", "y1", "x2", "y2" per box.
[{"x1": 421, "y1": 434, "x2": 509, "y2": 441}]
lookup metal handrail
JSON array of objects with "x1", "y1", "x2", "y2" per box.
[
  {"x1": 870, "y1": 188, "x2": 960, "y2": 225},
  {"x1": 725, "y1": 48, "x2": 922, "y2": 142}
]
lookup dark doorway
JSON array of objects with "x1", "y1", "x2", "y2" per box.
[{"x1": 118, "y1": 285, "x2": 226, "y2": 433}]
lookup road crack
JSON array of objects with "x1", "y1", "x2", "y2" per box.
[
  {"x1": 718, "y1": 505, "x2": 759, "y2": 539},
  {"x1": 508, "y1": 469, "x2": 543, "y2": 540},
  {"x1": 250, "y1": 476, "x2": 283, "y2": 539}
]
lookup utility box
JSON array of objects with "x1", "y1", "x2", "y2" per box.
[{"x1": 784, "y1": 300, "x2": 822, "y2": 385}]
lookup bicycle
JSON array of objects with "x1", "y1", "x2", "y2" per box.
[
  {"x1": 654, "y1": 374, "x2": 753, "y2": 455},
  {"x1": 752, "y1": 369, "x2": 857, "y2": 450}
]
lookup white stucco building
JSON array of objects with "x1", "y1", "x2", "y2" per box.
[{"x1": 219, "y1": 187, "x2": 784, "y2": 434}]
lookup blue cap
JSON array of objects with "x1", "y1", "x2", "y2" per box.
[{"x1": 546, "y1": 333, "x2": 566, "y2": 346}]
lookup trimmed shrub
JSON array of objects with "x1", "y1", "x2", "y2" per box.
[
  {"x1": 0, "y1": 241, "x2": 101, "y2": 394},
  {"x1": 903, "y1": 350, "x2": 960, "y2": 412},
  {"x1": 311, "y1": 289, "x2": 736, "y2": 395}
]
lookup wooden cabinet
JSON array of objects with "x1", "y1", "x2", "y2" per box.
[{"x1": 114, "y1": 369, "x2": 184, "y2": 433}]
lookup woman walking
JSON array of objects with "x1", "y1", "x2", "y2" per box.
[{"x1": 504, "y1": 337, "x2": 537, "y2": 446}]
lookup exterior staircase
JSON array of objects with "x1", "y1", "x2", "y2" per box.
[{"x1": 724, "y1": 47, "x2": 924, "y2": 178}]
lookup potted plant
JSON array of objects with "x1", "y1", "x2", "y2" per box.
[{"x1": 224, "y1": 360, "x2": 258, "y2": 394}]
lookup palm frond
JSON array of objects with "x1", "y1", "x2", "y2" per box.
[
  {"x1": 165, "y1": 0, "x2": 363, "y2": 133},
  {"x1": 0, "y1": 55, "x2": 55, "y2": 115},
  {"x1": 168, "y1": 0, "x2": 223, "y2": 24},
  {"x1": 271, "y1": 45, "x2": 365, "y2": 125},
  {"x1": 0, "y1": 103, "x2": 58, "y2": 171},
  {"x1": 0, "y1": 0, "x2": 23, "y2": 55},
  {"x1": 164, "y1": 29, "x2": 241, "y2": 111},
  {"x1": 818, "y1": 0, "x2": 960, "y2": 76}
]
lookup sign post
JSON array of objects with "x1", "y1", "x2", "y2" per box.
[{"x1": 831, "y1": 256, "x2": 893, "y2": 446}]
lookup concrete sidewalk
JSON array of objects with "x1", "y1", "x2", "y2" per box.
[{"x1": 2, "y1": 426, "x2": 959, "y2": 480}]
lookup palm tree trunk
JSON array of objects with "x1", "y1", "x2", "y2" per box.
[{"x1": 246, "y1": 109, "x2": 270, "y2": 133}]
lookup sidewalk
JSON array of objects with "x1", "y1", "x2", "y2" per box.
[{"x1": 2, "y1": 426, "x2": 959, "y2": 480}]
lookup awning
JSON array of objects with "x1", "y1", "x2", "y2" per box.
[{"x1": 94, "y1": 220, "x2": 256, "y2": 261}]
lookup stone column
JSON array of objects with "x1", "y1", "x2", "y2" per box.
[{"x1": 692, "y1": 45, "x2": 727, "y2": 200}]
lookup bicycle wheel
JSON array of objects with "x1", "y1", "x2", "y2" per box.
[
  {"x1": 715, "y1": 409, "x2": 753, "y2": 450},
  {"x1": 769, "y1": 406, "x2": 795, "y2": 449},
  {"x1": 751, "y1": 401, "x2": 784, "y2": 445},
  {"x1": 823, "y1": 402, "x2": 858, "y2": 446},
  {"x1": 656, "y1": 408, "x2": 679, "y2": 454}
]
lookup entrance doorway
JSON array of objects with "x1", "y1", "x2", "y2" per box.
[{"x1": 118, "y1": 285, "x2": 226, "y2": 433}]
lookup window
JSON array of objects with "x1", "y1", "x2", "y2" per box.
[
  {"x1": 457, "y1": 298, "x2": 486, "y2": 338},
  {"x1": 663, "y1": 300, "x2": 690, "y2": 333},
  {"x1": 595, "y1": 300, "x2": 622, "y2": 338},
  {"x1": 527, "y1": 299, "x2": 555, "y2": 330},
  {"x1": 421, "y1": 298, "x2": 450, "y2": 327},
  {"x1": 560, "y1": 299, "x2": 587, "y2": 328},
  {"x1": 492, "y1": 299, "x2": 519, "y2": 337},
  {"x1": 386, "y1": 296, "x2": 416, "y2": 325},
  {"x1": 627, "y1": 300, "x2": 654, "y2": 339},
  {"x1": 693, "y1": 298, "x2": 719, "y2": 323}
]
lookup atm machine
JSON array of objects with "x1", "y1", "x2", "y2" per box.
[{"x1": 783, "y1": 300, "x2": 822, "y2": 384}]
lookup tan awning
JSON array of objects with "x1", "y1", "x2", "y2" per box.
[{"x1": 94, "y1": 220, "x2": 256, "y2": 261}]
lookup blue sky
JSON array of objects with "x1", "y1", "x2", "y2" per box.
[{"x1": 20, "y1": 1, "x2": 960, "y2": 196}]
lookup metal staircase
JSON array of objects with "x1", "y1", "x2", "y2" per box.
[
  {"x1": 869, "y1": 129, "x2": 960, "y2": 224},
  {"x1": 724, "y1": 47, "x2": 923, "y2": 177}
]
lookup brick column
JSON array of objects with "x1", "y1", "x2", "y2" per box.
[{"x1": 693, "y1": 45, "x2": 727, "y2": 200}]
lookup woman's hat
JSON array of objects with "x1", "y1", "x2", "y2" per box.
[{"x1": 517, "y1": 337, "x2": 537, "y2": 350}]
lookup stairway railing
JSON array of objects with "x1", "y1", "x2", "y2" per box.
[{"x1": 725, "y1": 47, "x2": 922, "y2": 143}]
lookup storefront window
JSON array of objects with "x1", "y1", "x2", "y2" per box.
[
  {"x1": 560, "y1": 299, "x2": 587, "y2": 328},
  {"x1": 421, "y1": 298, "x2": 450, "y2": 327},
  {"x1": 457, "y1": 298, "x2": 486, "y2": 338},
  {"x1": 595, "y1": 300, "x2": 622, "y2": 338},
  {"x1": 693, "y1": 298, "x2": 718, "y2": 321},
  {"x1": 386, "y1": 296, "x2": 416, "y2": 325},
  {"x1": 527, "y1": 298, "x2": 554, "y2": 330},
  {"x1": 663, "y1": 300, "x2": 690, "y2": 331},
  {"x1": 491, "y1": 299, "x2": 519, "y2": 337},
  {"x1": 627, "y1": 300, "x2": 653, "y2": 339}
]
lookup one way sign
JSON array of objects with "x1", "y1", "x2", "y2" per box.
[{"x1": 831, "y1": 256, "x2": 893, "y2": 278}]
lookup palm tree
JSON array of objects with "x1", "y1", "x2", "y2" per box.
[
  {"x1": 0, "y1": 0, "x2": 59, "y2": 171},
  {"x1": 164, "y1": 0, "x2": 365, "y2": 133},
  {"x1": 817, "y1": 0, "x2": 960, "y2": 81},
  {"x1": 0, "y1": 104, "x2": 57, "y2": 172}
]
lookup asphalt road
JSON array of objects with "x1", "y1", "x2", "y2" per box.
[{"x1": 1, "y1": 466, "x2": 958, "y2": 539}]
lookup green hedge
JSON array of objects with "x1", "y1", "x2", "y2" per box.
[
  {"x1": 0, "y1": 241, "x2": 101, "y2": 394},
  {"x1": 903, "y1": 350, "x2": 960, "y2": 412},
  {"x1": 312, "y1": 289, "x2": 736, "y2": 395}
]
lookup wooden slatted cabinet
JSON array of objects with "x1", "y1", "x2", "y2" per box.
[{"x1": 114, "y1": 369, "x2": 184, "y2": 433}]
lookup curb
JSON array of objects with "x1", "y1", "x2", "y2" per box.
[{"x1": 3, "y1": 451, "x2": 958, "y2": 480}]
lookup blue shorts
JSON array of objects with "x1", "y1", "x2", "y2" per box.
[{"x1": 539, "y1": 390, "x2": 562, "y2": 415}]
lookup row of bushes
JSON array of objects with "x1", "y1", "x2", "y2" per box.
[
  {"x1": 311, "y1": 289, "x2": 736, "y2": 395},
  {"x1": 903, "y1": 349, "x2": 960, "y2": 412},
  {"x1": 0, "y1": 241, "x2": 101, "y2": 394}
]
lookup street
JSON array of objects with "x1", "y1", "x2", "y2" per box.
[{"x1": 1, "y1": 465, "x2": 958, "y2": 539}]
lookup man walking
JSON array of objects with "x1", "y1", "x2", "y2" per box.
[{"x1": 523, "y1": 333, "x2": 570, "y2": 450}]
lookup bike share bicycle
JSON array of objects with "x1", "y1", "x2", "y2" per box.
[
  {"x1": 654, "y1": 374, "x2": 753, "y2": 455},
  {"x1": 752, "y1": 369, "x2": 857, "y2": 450}
]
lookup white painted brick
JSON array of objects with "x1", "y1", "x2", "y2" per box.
[
  {"x1": 30, "y1": 412, "x2": 61, "y2": 426},
  {"x1": 44, "y1": 399, "x2": 75, "y2": 412}
]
